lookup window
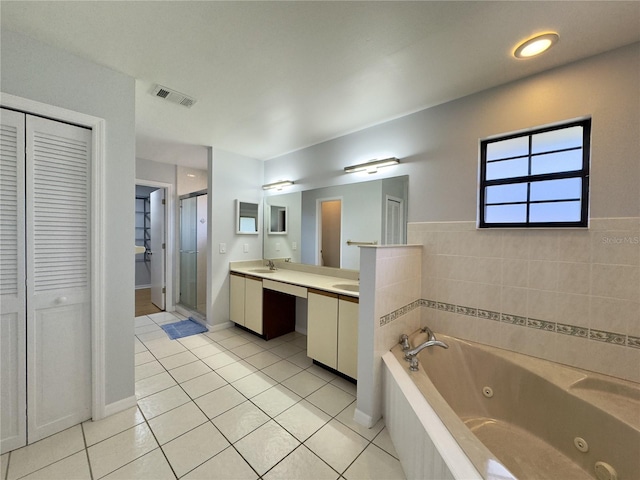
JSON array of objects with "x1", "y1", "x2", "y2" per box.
[{"x1": 479, "y1": 119, "x2": 590, "y2": 228}]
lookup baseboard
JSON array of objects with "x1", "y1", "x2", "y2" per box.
[
  {"x1": 103, "y1": 395, "x2": 138, "y2": 418},
  {"x1": 353, "y1": 407, "x2": 379, "y2": 428},
  {"x1": 207, "y1": 321, "x2": 234, "y2": 332},
  {"x1": 135, "y1": 284, "x2": 151, "y2": 290},
  {"x1": 295, "y1": 326, "x2": 308, "y2": 335}
]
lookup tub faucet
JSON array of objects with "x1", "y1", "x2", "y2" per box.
[
  {"x1": 404, "y1": 338, "x2": 449, "y2": 372},
  {"x1": 421, "y1": 326, "x2": 436, "y2": 342}
]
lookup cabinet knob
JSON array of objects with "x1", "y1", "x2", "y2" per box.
[{"x1": 56, "y1": 296, "x2": 68, "y2": 304}]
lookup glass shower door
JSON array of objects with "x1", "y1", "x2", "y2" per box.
[{"x1": 179, "y1": 196, "x2": 198, "y2": 310}]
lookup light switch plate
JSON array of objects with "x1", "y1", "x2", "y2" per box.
[
  {"x1": 243, "y1": 243, "x2": 249, "y2": 253},
  {"x1": 219, "y1": 243, "x2": 226, "y2": 254},
  {"x1": 292, "y1": 241, "x2": 297, "y2": 250},
  {"x1": 276, "y1": 242, "x2": 280, "y2": 251}
]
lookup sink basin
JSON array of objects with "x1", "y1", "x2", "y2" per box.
[
  {"x1": 249, "y1": 268, "x2": 277, "y2": 274},
  {"x1": 332, "y1": 283, "x2": 359, "y2": 293}
]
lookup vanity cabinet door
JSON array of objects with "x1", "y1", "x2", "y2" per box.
[
  {"x1": 337, "y1": 296, "x2": 359, "y2": 379},
  {"x1": 229, "y1": 273, "x2": 245, "y2": 326},
  {"x1": 244, "y1": 276, "x2": 263, "y2": 335},
  {"x1": 307, "y1": 290, "x2": 338, "y2": 369}
]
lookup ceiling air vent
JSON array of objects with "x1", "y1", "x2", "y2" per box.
[{"x1": 151, "y1": 84, "x2": 196, "y2": 108}]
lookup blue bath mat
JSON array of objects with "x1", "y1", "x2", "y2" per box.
[{"x1": 161, "y1": 318, "x2": 207, "y2": 340}]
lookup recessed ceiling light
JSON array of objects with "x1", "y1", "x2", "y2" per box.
[{"x1": 513, "y1": 33, "x2": 559, "y2": 59}]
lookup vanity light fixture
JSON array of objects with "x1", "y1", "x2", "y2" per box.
[
  {"x1": 513, "y1": 32, "x2": 559, "y2": 59},
  {"x1": 344, "y1": 157, "x2": 400, "y2": 174},
  {"x1": 262, "y1": 180, "x2": 294, "y2": 191}
]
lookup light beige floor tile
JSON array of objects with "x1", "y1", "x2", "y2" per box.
[
  {"x1": 203, "y1": 329, "x2": 237, "y2": 342},
  {"x1": 162, "y1": 422, "x2": 229, "y2": 478},
  {"x1": 18, "y1": 451, "x2": 90, "y2": 480},
  {"x1": 137, "y1": 385, "x2": 191, "y2": 419},
  {"x1": 157, "y1": 351, "x2": 198, "y2": 370},
  {"x1": 136, "y1": 330, "x2": 168, "y2": 342},
  {"x1": 231, "y1": 372, "x2": 277, "y2": 398},
  {"x1": 306, "y1": 364, "x2": 338, "y2": 382},
  {"x1": 135, "y1": 351, "x2": 156, "y2": 366},
  {"x1": 261, "y1": 360, "x2": 303, "y2": 383},
  {"x1": 244, "y1": 350, "x2": 282, "y2": 369},
  {"x1": 149, "y1": 312, "x2": 182, "y2": 324},
  {"x1": 181, "y1": 371, "x2": 228, "y2": 399},
  {"x1": 135, "y1": 360, "x2": 165, "y2": 381},
  {"x1": 285, "y1": 351, "x2": 313, "y2": 369},
  {"x1": 291, "y1": 336, "x2": 308, "y2": 350},
  {"x1": 217, "y1": 335, "x2": 252, "y2": 350},
  {"x1": 281, "y1": 371, "x2": 327, "y2": 398},
  {"x1": 7, "y1": 425, "x2": 84, "y2": 480},
  {"x1": 147, "y1": 342, "x2": 188, "y2": 359},
  {"x1": 235, "y1": 421, "x2": 299, "y2": 476},
  {"x1": 274, "y1": 400, "x2": 331, "y2": 442},
  {"x1": 148, "y1": 401, "x2": 208, "y2": 445},
  {"x1": 306, "y1": 384, "x2": 355, "y2": 416},
  {"x1": 251, "y1": 385, "x2": 301, "y2": 418},
  {"x1": 82, "y1": 407, "x2": 145, "y2": 446},
  {"x1": 168, "y1": 360, "x2": 211, "y2": 383},
  {"x1": 305, "y1": 420, "x2": 368, "y2": 474},
  {"x1": 135, "y1": 324, "x2": 162, "y2": 336},
  {"x1": 102, "y1": 448, "x2": 174, "y2": 480},
  {"x1": 194, "y1": 384, "x2": 246, "y2": 419},
  {"x1": 263, "y1": 445, "x2": 338, "y2": 480},
  {"x1": 135, "y1": 315, "x2": 154, "y2": 327},
  {"x1": 330, "y1": 376, "x2": 357, "y2": 396},
  {"x1": 182, "y1": 446, "x2": 258, "y2": 480},
  {"x1": 372, "y1": 428, "x2": 399, "y2": 459},
  {"x1": 343, "y1": 444, "x2": 406, "y2": 480},
  {"x1": 249, "y1": 336, "x2": 285, "y2": 349},
  {"x1": 135, "y1": 371, "x2": 177, "y2": 399},
  {"x1": 335, "y1": 403, "x2": 383, "y2": 441},
  {"x1": 1, "y1": 453, "x2": 8, "y2": 480},
  {"x1": 212, "y1": 401, "x2": 269, "y2": 443},
  {"x1": 177, "y1": 334, "x2": 215, "y2": 350},
  {"x1": 215, "y1": 360, "x2": 257, "y2": 383},
  {"x1": 268, "y1": 343, "x2": 303, "y2": 359},
  {"x1": 201, "y1": 351, "x2": 241, "y2": 370},
  {"x1": 87, "y1": 423, "x2": 158, "y2": 479},
  {"x1": 190, "y1": 343, "x2": 226, "y2": 360},
  {"x1": 134, "y1": 338, "x2": 147, "y2": 354},
  {"x1": 230, "y1": 342, "x2": 265, "y2": 359}
]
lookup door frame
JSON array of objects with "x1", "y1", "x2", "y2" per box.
[
  {"x1": 136, "y1": 181, "x2": 174, "y2": 312},
  {"x1": 384, "y1": 194, "x2": 405, "y2": 245},
  {"x1": 1, "y1": 92, "x2": 108, "y2": 420}
]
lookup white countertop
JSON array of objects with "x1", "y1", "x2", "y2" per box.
[{"x1": 230, "y1": 263, "x2": 359, "y2": 298}]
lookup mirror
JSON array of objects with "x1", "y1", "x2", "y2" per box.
[
  {"x1": 263, "y1": 175, "x2": 408, "y2": 269},
  {"x1": 269, "y1": 205, "x2": 288, "y2": 234},
  {"x1": 236, "y1": 200, "x2": 259, "y2": 234}
]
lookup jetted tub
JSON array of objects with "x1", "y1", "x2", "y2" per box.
[{"x1": 382, "y1": 330, "x2": 639, "y2": 480}]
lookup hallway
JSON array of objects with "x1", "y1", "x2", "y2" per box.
[{"x1": 1, "y1": 312, "x2": 405, "y2": 479}]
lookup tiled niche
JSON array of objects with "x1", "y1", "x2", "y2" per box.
[{"x1": 407, "y1": 218, "x2": 640, "y2": 383}]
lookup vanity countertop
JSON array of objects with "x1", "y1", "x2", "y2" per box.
[{"x1": 230, "y1": 261, "x2": 359, "y2": 298}]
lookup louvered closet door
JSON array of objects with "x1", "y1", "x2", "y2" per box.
[
  {"x1": 0, "y1": 109, "x2": 27, "y2": 454},
  {"x1": 26, "y1": 115, "x2": 92, "y2": 442}
]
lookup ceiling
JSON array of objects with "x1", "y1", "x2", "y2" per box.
[{"x1": 2, "y1": 1, "x2": 639, "y2": 165}]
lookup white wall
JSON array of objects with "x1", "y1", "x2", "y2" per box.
[
  {"x1": 1, "y1": 30, "x2": 136, "y2": 406},
  {"x1": 208, "y1": 147, "x2": 264, "y2": 328}
]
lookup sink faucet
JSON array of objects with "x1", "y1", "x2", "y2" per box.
[
  {"x1": 404, "y1": 328, "x2": 448, "y2": 371},
  {"x1": 266, "y1": 260, "x2": 276, "y2": 270}
]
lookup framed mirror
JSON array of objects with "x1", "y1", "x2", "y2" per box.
[
  {"x1": 269, "y1": 205, "x2": 287, "y2": 234},
  {"x1": 236, "y1": 200, "x2": 259, "y2": 234}
]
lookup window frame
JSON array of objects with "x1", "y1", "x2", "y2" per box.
[{"x1": 478, "y1": 119, "x2": 591, "y2": 229}]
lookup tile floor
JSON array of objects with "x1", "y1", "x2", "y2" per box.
[{"x1": 2, "y1": 312, "x2": 406, "y2": 480}]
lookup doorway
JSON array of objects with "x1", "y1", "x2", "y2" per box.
[
  {"x1": 135, "y1": 183, "x2": 168, "y2": 316},
  {"x1": 385, "y1": 195, "x2": 405, "y2": 245},
  {"x1": 318, "y1": 198, "x2": 342, "y2": 268}
]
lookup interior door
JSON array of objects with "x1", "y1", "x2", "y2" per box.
[
  {"x1": 26, "y1": 114, "x2": 92, "y2": 442},
  {"x1": 150, "y1": 188, "x2": 165, "y2": 310},
  {"x1": 385, "y1": 195, "x2": 404, "y2": 245},
  {"x1": 0, "y1": 109, "x2": 27, "y2": 453},
  {"x1": 319, "y1": 199, "x2": 341, "y2": 267}
]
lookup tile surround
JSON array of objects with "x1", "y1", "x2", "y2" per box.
[{"x1": 392, "y1": 219, "x2": 640, "y2": 382}]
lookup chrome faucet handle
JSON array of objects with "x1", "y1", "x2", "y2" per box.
[
  {"x1": 408, "y1": 356, "x2": 420, "y2": 372},
  {"x1": 399, "y1": 334, "x2": 410, "y2": 351}
]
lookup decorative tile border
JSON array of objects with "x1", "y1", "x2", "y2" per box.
[
  {"x1": 412, "y1": 298, "x2": 636, "y2": 350},
  {"x1": 379, "y1": 299, "x2": 422, "y2": 327}
]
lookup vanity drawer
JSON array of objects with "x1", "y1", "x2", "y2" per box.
[{"x1": 263, "y1": 279, "x2": 307, "y2": 298}]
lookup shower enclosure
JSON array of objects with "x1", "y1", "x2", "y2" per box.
[{"x1": 179, "y1": 190, "x2": 207, "y2": 316}]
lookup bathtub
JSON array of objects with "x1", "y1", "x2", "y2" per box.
[{"x1": 382, "y1": 330, "x2": 639, "y2": 480}]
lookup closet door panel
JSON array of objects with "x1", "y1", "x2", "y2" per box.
[
  {"x1": 26, "y1": 115, "x2": 92, "y2": 442},
  {"x1": 0, "y1": 109, "x2": 26, "y2": 454}
]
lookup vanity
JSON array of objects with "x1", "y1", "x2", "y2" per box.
[{"x1": 229, "y1": 260, "x2": 359, "y2": 379}]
